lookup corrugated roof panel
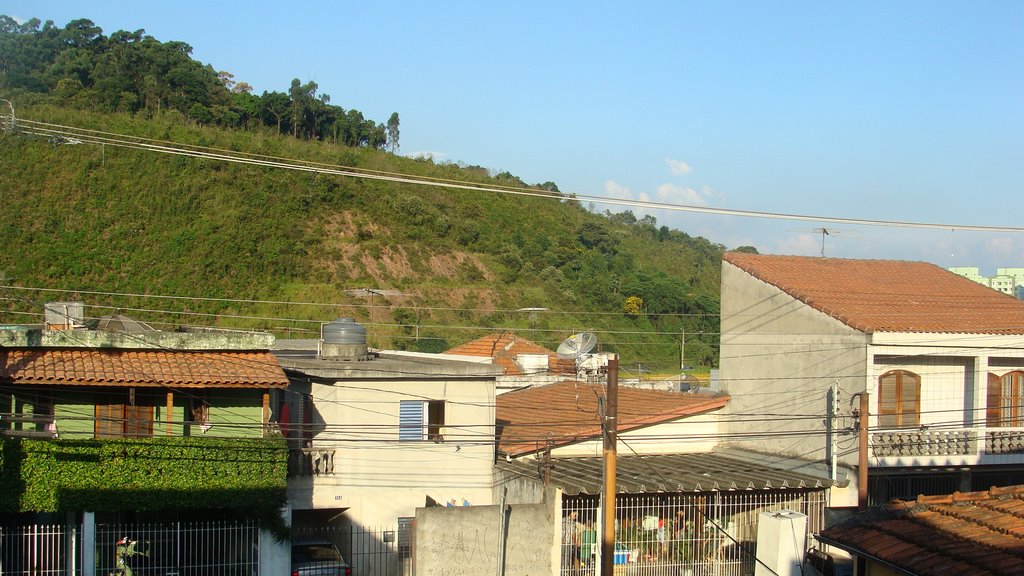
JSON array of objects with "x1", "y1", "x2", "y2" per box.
[{"x1": 498, "y1": 452, "x2": 830, "y2": 495}]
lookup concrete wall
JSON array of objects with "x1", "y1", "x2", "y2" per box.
[
  {"x1": 0, "y1": 326, "x2": 275, "y2": 350},
  {"x1": 289, "y1": 376, "x2": 496, "y2": 527},
  {"x1": 415, "y1": 499, "x2": 557, "y2": 576},
  {"x1": 719, "y1": 261, "x2": 869, "y2": 464}
]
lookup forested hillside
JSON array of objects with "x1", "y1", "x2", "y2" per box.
[{"x1": 0, "y1": 16, "x2": 728, "y2": 370}]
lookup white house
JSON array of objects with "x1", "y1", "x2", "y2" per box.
[
  {"x1": 720, "y1": 252, "x2": 1024, "y2": 506},
  {"x1": 273, "y1": 319, "x2": 502, "y2": 531}
]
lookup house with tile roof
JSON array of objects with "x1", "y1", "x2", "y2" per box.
[
  {"x1": 816, "y1": 484, "x2": 1024, "y2": 575},
  {"x1": 445, "y1": 332, "x2": 582, "y2": 393},
  {"x1": 0, "y1": 321, "x2": 288, "y2": 441},
  {"x1": 494, "y1": 380, "x2": 833, "y2": 576},
  {"x1": 719, "y1": 253, "x2": 1024, "y2": 507},
  {"x1": 0, "y1": 305, "x2": 291, "y2": 575}
]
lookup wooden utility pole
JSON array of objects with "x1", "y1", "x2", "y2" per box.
[
  {"x1": 858, "y1": 392, "x2": 869, "y2": 510},
  {"x1": 600, "y1": 357, "x2": 619, "y2": 576},
  {"x1": 680, "y1": 329, "x2": 685, "y2": 370}
]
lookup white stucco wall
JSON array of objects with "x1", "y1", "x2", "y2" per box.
[
  {"x1": 549, "y1": 413, "x2": 722, "y2": 457},
  {"x1": 290, "y1": 377, "x2": 496, "y2": 527}
]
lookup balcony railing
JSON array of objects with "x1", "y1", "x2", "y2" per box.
[
  {"x1": 870, "y1": 427, "x2": 1024, "y2": 462},
  {"x1": 0, "y1": 412, "x2": 58, "y2": 439},
  {"x1": 288, "y1": 447, "x2": 336, "y2": 476}
]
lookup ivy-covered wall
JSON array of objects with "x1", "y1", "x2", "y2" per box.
[{"x1": 0, "y1": 436, "x2": 287, "y2": 518}]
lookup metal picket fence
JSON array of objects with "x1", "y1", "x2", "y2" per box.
[
  {"x1": 0, "y1": 523, "x2": 76, "y2": 576},
  {"x1": 560, "y1": 489, "x2": 827, "y2": 576},
  {"x1": 96, "y1": 520, "x2": 260, "y2": 576},
  {"x1": 0, "y1": 519, "x2": 260, "y2": 576}
]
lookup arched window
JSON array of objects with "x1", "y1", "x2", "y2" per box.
[
  {"x1": 878, "y1": 370, "x2": 920, "y2": 429},
  {"x1": 987, "y1": 371, "x2": 1024, "y2": 427}
]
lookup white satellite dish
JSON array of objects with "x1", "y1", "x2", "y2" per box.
[{"x1": 556, "y1": 332, "x2": 597, "y2": 360}]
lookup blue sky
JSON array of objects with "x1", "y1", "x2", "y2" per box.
[{"x1": 9, "y1": 1, "x2": 1024, "y2": 273}]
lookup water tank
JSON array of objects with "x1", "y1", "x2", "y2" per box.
[
  {"x1": 320, "y1": 317, "x2": 371, "y2": 361},
  {"x1": 755, "y1": 510, "x2": 807, "y2": 576},
  {"x1": 44, "y1": 302, "x2": 84, "y2": 330}
]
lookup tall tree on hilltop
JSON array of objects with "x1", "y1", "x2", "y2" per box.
[
  {"x1": 288, "y1": 78, "x2": 319, "y2": 139},
  {"x1": 261, "y1": 90, "x2": 289, "y2": 135}
]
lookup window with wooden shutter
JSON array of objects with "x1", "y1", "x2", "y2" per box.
[
  {"x1": 94, "y1": 390, "x2": 154, "y2": 438},
  {"x1": 95, "y1": 400, "x2": 125, "y2": 438},
  {"x1": 988, "y1": 372, "x2": 1004, "y2": 427},
  {"x1": 877, "y1": 370, "x2": 920, "y2": 429},
  {"x1": 990, "y1": 371, "x2": 1024, "y2": 427},
  {"x1": 124, "y1": 403, "x2": 154, "y2": 437}
]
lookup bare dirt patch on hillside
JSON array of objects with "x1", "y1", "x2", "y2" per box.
[
  {"x1": 319, "y1": 211, "x2": 390, "y2": 240},
  {"x1": 360, "y1": 246, "x2": 415, "y2": 283},
  {"x1": 428, "y1": 252, "x2": 495, "y2": 281}
]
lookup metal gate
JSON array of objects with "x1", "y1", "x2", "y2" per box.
[{"x1": 293, "y1": 523, "x2": 413, "y2": 576}]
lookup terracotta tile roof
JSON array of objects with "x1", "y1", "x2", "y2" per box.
[
  {"x1": 0, "y1": 349, "x2": 289, "y2": 388},
  {"x1": 445, "y1": 333, "x2": 573, "y2": 375},
  {"x1": 496, "y1": 381, "x2": 728, "y2": 456},
  {"x1": 723, "y1": 252, "x2": 1024, "y2": 334},
  {"x1": 818, "y1": 485, "x2": 1024, "y2": 576}
]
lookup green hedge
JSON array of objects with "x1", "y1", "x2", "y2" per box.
[{"x1": 0, "y1": 436, "x2": 287, "y2": 517}]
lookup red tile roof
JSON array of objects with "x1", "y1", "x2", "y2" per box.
[
  {"x1": 496, "y1": 381, "x2": 728, "y2": 456},
  {"x1": 818, "y1": 485, "x2": 1024, "y2": 576},
  {"x1": 724, "y1": 252, "x2": 1024, "y2": 334},
  {"x1": 445, "y1": 333, "x2": 573, "y2": 375},
  {"x1": 0, "y1": 349, "x2": 289, "y2": 388}
]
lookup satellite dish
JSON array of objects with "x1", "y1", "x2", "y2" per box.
[{"x1": 556, "y1": 332, "x2": 597, "y2": 360}]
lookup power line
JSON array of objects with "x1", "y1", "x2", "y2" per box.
[{"x1": 10, "y1": 116, "x2": 1024, "y2": 234}]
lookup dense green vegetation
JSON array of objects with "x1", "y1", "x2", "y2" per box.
[
  {"x1": 0, "y1": 437, "x2": 287, "y2": 523},
  {"x1": 0, "y1": 16, "x2": 729, "y2": 369},
  {"x1": 0, "y1": 16, "x2": 397, "y2": 148}
]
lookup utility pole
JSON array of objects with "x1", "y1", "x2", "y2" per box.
[
  {"x1": 600, "y1": 357, "x2": 618, "y2": 576},
  {"x1": 857, "y1": 392, "x2": 869, "y2": 510},
  {"x1": 680, "y1": 329, "x2": 685, "y2": 370}
]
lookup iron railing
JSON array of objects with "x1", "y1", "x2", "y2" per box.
[
  {"x1": 560, "y1": 490, "x2": 827, "y2": 576},
  {"x1": 0, "y1": 520, "x2": 260, "y2": 576},
  {"x1": 95, "y1": 520, "x2": 260, "y2": 576},
  {"x1": 293, "y1": 524, "x2": 412, "y2": 576},
  {"x1": 0, "y1": 523, "x2": 76, "y2": 576}
]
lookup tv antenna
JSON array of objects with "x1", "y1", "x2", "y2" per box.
[{"x1": 790, "y1": 227, "x2": 848, "y2": 257}]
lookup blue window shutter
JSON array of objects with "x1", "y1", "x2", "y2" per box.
[{"x1": 399, "y1": 400, "x2": 424, "y2": 441}]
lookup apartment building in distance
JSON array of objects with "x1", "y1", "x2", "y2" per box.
[{"x1": 949, "y1": 266, "x2": 1024, "y2": 299}]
